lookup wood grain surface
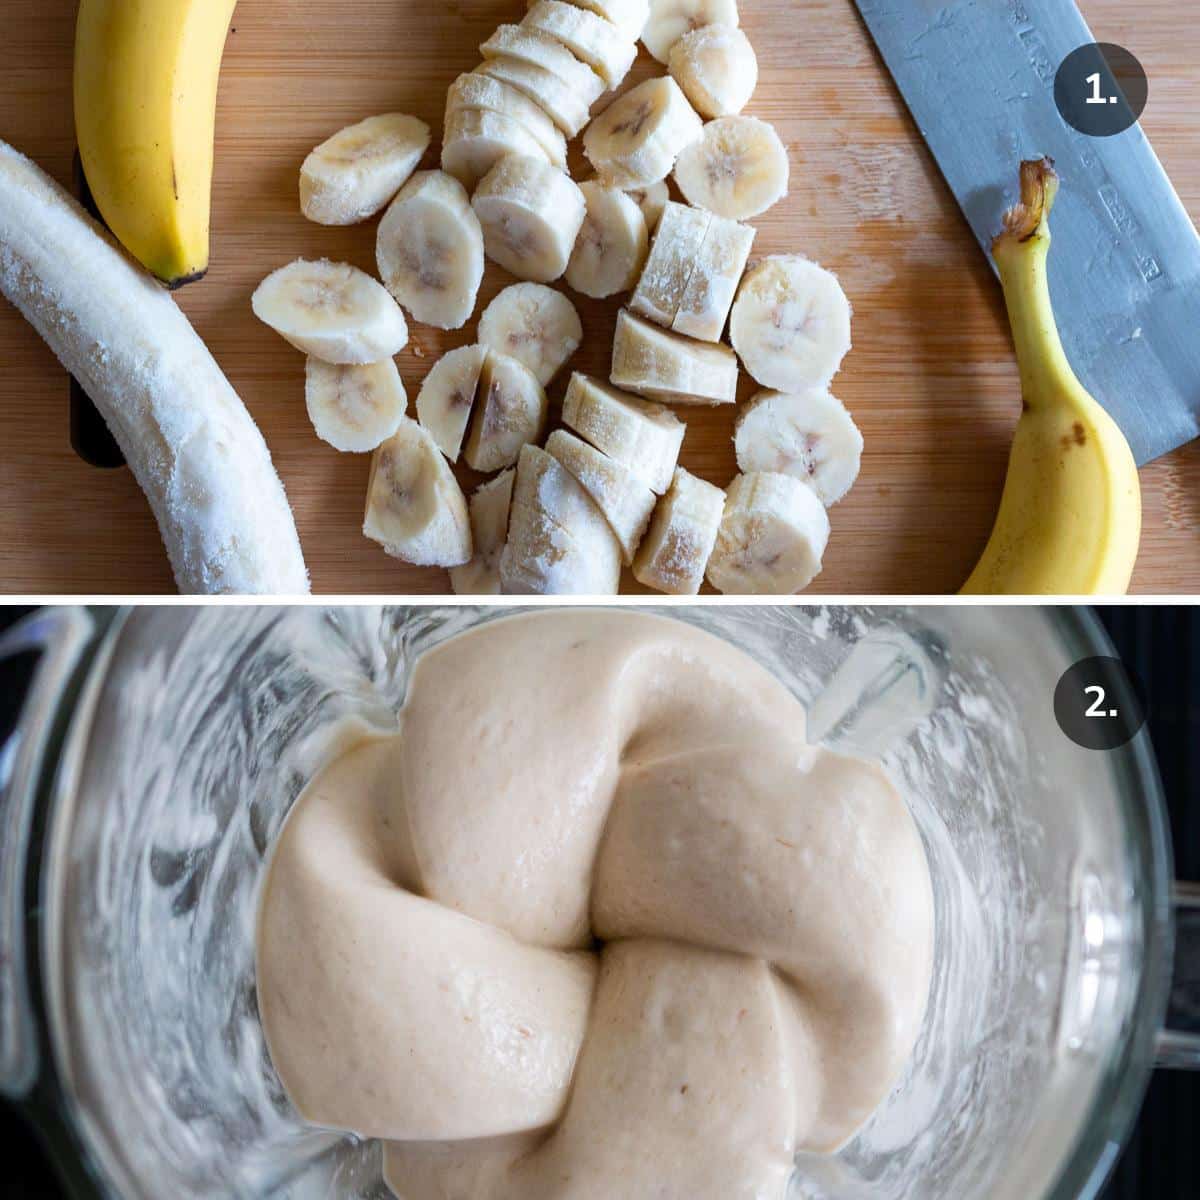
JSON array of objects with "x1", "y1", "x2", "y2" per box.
[{"x1": 0, "y1": 0, "x2": 1197, "y2": 596}]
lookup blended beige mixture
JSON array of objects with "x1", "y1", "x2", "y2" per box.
[{"x1": 256, "y1": 611, "x2": 935, "y2": 1199}]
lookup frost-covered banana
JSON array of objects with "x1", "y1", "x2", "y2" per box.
[
  {"x1": 630, "y1": 201, "x2": 711, "y2": 328},
  {"x1": 442, "y1": 109, "x2": 551, "y2": 191},
  {"x1": 299, "y1": 113, "x2": 431, "y2": 226},
  {"x1": 476, "y1": 49, "x2": 600, "y2": 139},
  {"x1": 448, "y1": 72, "x2": 567, "y2": 167},
  {"x1": 632, "y1": 466, "x2": 724, "y2": 594},
  {"x1": 523, "y1": 1, "x2": 637, "y2": 88},
  {"x1": 252, "y1": 259, "x2": 409, "y2": 365},
  {"x1": 673, "y1": 212, "x2": 755, "y2": 341},
  {"x1": 472, "y1": 156, "x2": 587, "y2": 283},
  {"x1": 611, "y1": 308, "x2": 738, "y2": 405},
  {"x1": 641, "y1": 0, "x2": 740, "y2": 63},
  {"x1": 735, "y1": 389, "x2": 863, "y2": 505},
  {"x1": 414, "y1": 343, "x2": 488, "y2": 461},
  {"x1": 528, "y1": 0, "x2": 650, "y2": 39},
  {"x1": 673, "y1": 116, "x2": 789, "y2": 220},
  {"x1": 376, "y1": 171, "x2": 484, "y2": 331},
  {"x1": 566, "y1": 182, "x2": 649, "y2": 299},
  {"x1": 450, "y1": 469, "x2": 515, "y2": 595},
  {"x1": 305, "y1": 358, "x2": 408, "y2": 453},
  {"x1": 624, "y1": 180, "x2": 669, "y2": 231},
  {"x1": 546, "y1": 428, "x2": 656, "y2": 562},
  {"x1": 729, "y1": 255, "x2": 852, "y2": 390},
  {"x1": 706, "y1": 471, "x2": 830, "y2": 594},
  {"x1": 363, "y1": 418, "x2": 472, "y2": 567},
  {"x1": 463, "y1": 352, "x2": 549, "y2": 472},
  {"x1": 668, "y1": 25, "x2": 757, "y2": 117},
  {"x1": 562, "y1": 372, "x2": 684, "y2": 493},
  {"x1": 583, "y1": 78, "x2": 703, "y2": 189},
  {"x1": 477, "y1": 282, "x2": 582, "y2": 386}
]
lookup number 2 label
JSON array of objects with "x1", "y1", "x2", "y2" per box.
[{"x1": 1084, "y1": 685, "x2": 1111, "y2": 717}]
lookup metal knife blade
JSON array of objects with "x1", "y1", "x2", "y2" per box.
[{"x1": 852, "y1": 0, "x2": 1200, "y2": 465}]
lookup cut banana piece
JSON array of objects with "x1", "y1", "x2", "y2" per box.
[
  {"x1": 299, "y1": 113, "x2": 431, "y2": 226},
  {"x1": 376, "y1": 170, "x2": 484, "y2": 332},
  {"x1": 624, "y1": 180, "x2": 669, "y2": 231},
  {"x1": 363, "y1": 418, "x2": 472, "y2": 567},
  {"x1": 305, "y1": 358, "x2": 408, "y2": 453},
  {"x1": 629, "y1": 201, "x2": 711, "y2": 328},
  {"x1": 566, "y1": 182, "x2": 649, "y2": 299},
  {"x1": 442, "y1": 109, "x2": 551, "y2": 191},
  {"x1": 611, "y1": 308, "x2": 738, "y2": 405},
  {"x1": 476, "y1": 52, "x2": 598, "y2": 140},
  {"x1": 449, "y1": 72, "x2": 568, "y2": 167},
  {"x1": 414, "y1": 343, "x2": 489, "y2": 462},
  {"x1": 729, "y1": 255, "x2": 853, "y2": 390},
  {"x1": 450, "y1": 469, "x2": 516, "y2": 595},
  {"x1": 641, "y1": 0, "x2": 740, "y2": 63},
  {"x1": 632, "y1": 466, "x2": 725, "y2": 594},
  {"x1": 472, "y1": 156, "x2": 587, "y2": 283},
  {"x1": 706, "y1": 471, "x2": 831, "y2": 595},
  {"x1": 477, "y1": 283, "x2": 582, "y2": 386},
  {"x1": 561, "y1": 372, "x2": 684, "y2": 494},
  {"x1": 463, "y1": 352, "x2": 549, "y2": 472},
  {"x1": 252, "y1": 259, "x2": 409, "y2": 365},
  {"x1": 673, "y1": 212, "x2": 755, "y2": 342},
  {"x1": 583, "y1": 77, "x2": 703, "y2": 190},
  {"x1": 523, "y1": 1, "x2": 638, "y2": 88},
  {"x1": 735, "y1": 389, "x2": 863, "y2": 505},
  {"x1": 668, "y1": 24, "x2": 758, "y2": 117},
  {"x1": 528, "y1": 0, "x2": 650, "y2": 39},
  {"x1": 673, "y1": 115, "x2": 789, "y2": 220}
]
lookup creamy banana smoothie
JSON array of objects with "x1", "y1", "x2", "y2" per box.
[{"x1": 256, "y1": 611, "x2": 935, "y2": 1199}]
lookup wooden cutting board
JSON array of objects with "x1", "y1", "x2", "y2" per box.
[{"x1": 0, "y1": 0, "x2": 1197, "y2": 595}]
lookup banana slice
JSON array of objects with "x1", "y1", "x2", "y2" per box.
[
  {"x1": 475, "y1": 53, "x2": 598, "y2": 139},
  {"x1": 729, "y1": 255, "x2": 852, "y2": 390},
  {"x1": 252, "y1": 259, "x2": 409, "y2": 365},
  {"x1": 629, "y1": 200, "x2": 711, "y2": 328},
  {"x1": 672, "y1": 212, "x2": 755, "y2": 342},
  {"x1": 705, "y1": 471, "x2": 830, "y2": 595},
  {"x1": 448, "y1": 72, "x2": 568, "y2": 167},
  {"x1": 735, "y1": 388, "x2": 863, "y2": 505},
  {"x1": 450, "y1": 469, "x2": 516, "y2": 595},
  {"x1": 299, "y1": 113, "x2": 431, "y2": 226},
  {"x1": 624, "y1": 180, "x2": 669, "y2": 231},
  {"x1": 472, "y1": 156, "x2": 587, "y2": 283},
  {"x1": 561, "y1": 372, "x2": 684, "y2": 494},
  {"x1": 611, "y1": 308, "x2": 738, "y2": 405},
  {"x1": 477, "y1": 283, "x2": 582, "y2": 386},
  {"x1": 376, "y1": 170, "x2": 484, "y2": 332},
  {"x1": 463, "y1": 352, "x2": 549, "y2": 472},
  {"x1": 641, "y1": 0, "x2": 739, "y2": 63},
  {"x1": 673, "y1": 115, "x2": 789, "y2": 220},
  {"x1": 363, "y1": 418, "x2": 472, "y2": 567},
  {"x1": 522, "y1": 1, "x2": 638, "y2": 88},
  {"x1": 441, "y1": 108, "x2": 551, "y2": 191},
  {"x1": 414, "y1": 343, "x2": 489, "y2": 462},
  {"x1": 668, "y1": 24, "x2": 758, "y2": 117},
  {"x1": 305, "y1": 358, "x2": 408, "y2": 453},
  {"x1": 529, "y1": 0, "x2": 650, "y2": 39},
  {"x1": 566, "y1": 182, "x2": 649, "y2": 299},
  {"x1": 632, "y1": 466, "x2": 725, "y2": 594},
  {"x1": 583, "y1": 77, "x2": 703, "y2": 189}
]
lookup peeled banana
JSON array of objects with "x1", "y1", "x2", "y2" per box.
[
  {"x1": 612, "y1": 309, "x2": 739, "y2": 405},
  {"x1": 633, "y1": 466, "x2": 725, "y2": 594},
  {"x1": 642, "y1": 0, "x2": 740, "y2": 64},
  {"x1": 478, "y1": 283, "x2": 583, "y2": 385},
  {"x1": 674, "y1": 115, "x2": 789, "y2": 220},
  {"x1": 451, "y1": 469, "x2": 516, "y2": 596}
]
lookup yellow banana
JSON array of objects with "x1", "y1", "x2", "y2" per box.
[
  {"x1": 962, "y1": 158, "x2": 1142, "y2": 595},
  {"x1": 74, "y1": 0, "x2": 238, "y2": 287}
]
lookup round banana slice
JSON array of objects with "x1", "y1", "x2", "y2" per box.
[
  {"x1": 300, "y1": 112, "x2": 431, "y2": 226},
  {"x1": 252, "y1": 259, "x2": 409, "y2": 365},
  {"x1": 729, "y1": 256, "x2": 853, "y2": 391},
  {"x1": 529, "y1": 0, "x2": 650, "y2": 39},
  {"x1": 641, "y1": 0, "x2": 740, "y2": 64},
  {"x1": 632, "y1": 466, "x2": 725, "y2": 595},
  {"x1": 611, "y1": 308, "x2": 739, "y2": 405},
  {"x1": 668, "y1": 24, "x2": 758, "y2": 118},
  {"x1": 442, "y1": 108, "x2": 551, "y2": 191},
  {"x1": 415, "y1": 343, "x2": 489, "y2": 462},
  {"x1": 482, "y1": 25, "x2": 607, "y2": 109},
  {"x1": 449, "y1": 72, "x2": 568, "y2": 167},
  {"x1": 566, "y1": 182, "x2": 649, "y2": 299},
  {"x1": 705, "y1": 471, "x2": 831, "y2": 595},
  {"x1": 735, "y1": 389, "x2": 863, "y2": 505},
  {"x1": 376, "y1": 170, "x2": 484, "y2": 332},
  {"x1": 305, "y1": 358, "x2": 408, "y2": 453},
  {"x1": 523, "y1": 1, "x2": 638, "y2": 88},
  {"x1": 463, "y1": 352, "x2": 549, "y2": 472},
  {"x1": 476, "y1": 54, "x2": 597, "y2": 139},
  {"x1": 472, "y1": 156, "x2": 587, "y2": 283},
  {"x1": 624, "y1": 180, "x2": 669, "y2": 231},
  {"x1": 478, "y1": 283, "x2": 582, "y2": 386},
  {"x1": 673, "y1": 115, "x2": 789, "y2": 220},
  {"x1": 450, "y1": 468, "x2": 516, "y2": 595}
]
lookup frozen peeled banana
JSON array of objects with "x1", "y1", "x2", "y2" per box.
[
  {"x1": 415, "y1": 343, "x2": 489, "y2": 461},
  {"x1": 450, "y1": 469, "x2": 516, "y2": 595},
  {"x1": 668, "y1": 25, "x2": 758, "y2": 117},
  {"x1": 442, "y1": 109, "x2": 551, "y2": 191},
  {"x1": 252, "y1": 259, "x2": 409, "y2": 365},
  {"x1": 305, "y1": 358, "x2": 408, "y2": 453},
  {"x1": 566, "y1": 182, "x2": 649, "y2": 299},
  {"x1": 299, "y1": 113, "x2": 431, "y2": 226},
  {"x1": 477, "y1": 282, "x2": 582, "y2": 386},
  {"x1": 706, "y1": 471, "x2": 830, "y2": 594},
  {"x1": 624, "y1": 180, "x2": 669, "y2": 230},
  {"x1": 476, "y1": 53, "x2": 599, "y2": 139},
  {"x1": 673, "y1": 212, "x2": 755, "y2": 341},
  {"x1": 523, "y1": 1, "x2": 638, "y2": 88},
  {"x1": 632, "y1": 466, "x2": 725, "y2": 594},
  {"x1": 529, "y1": 0, "x2": 650, "y2": 39},
  {"x1": 463, "y1": 352, "x2": 549, "y2": 472},
  {"x1": 630, "y1": 200, "x2": 711, "y2": 328},
  {"x1": 611, "y1": 308, "x2": 739, "y2": 405},
  {"x1": 376, "y1": 170, "x2": 484, "y2": 331},
  {"x1": 729, "y1": 255, "x2": 852, "y2": 390},
  {"x1": 641, "y1": 0, "x2": 740, "y2": 63},
  {"x1": 673, "y1": 115, "x2": 789, "y2": 220},
  {"x1": 448, "y1": 72, "x2": 568, "y2": 167}
]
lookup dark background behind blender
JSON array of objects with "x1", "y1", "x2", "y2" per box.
[{"x1": 0, "y1": 605, "x2": 1196, "y2": 1199}]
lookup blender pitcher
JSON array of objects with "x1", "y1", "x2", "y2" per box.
[{"x1": 0, "y1": 605, "x2": 1196, "y2": 1200}]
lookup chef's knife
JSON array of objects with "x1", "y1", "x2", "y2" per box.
[{"x1": 852, "y1": 0, "x2": 1200, "y2": 465}]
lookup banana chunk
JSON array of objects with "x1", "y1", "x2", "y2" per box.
[
  {"x1": 478, "y1": 283, "x2": 583, "y2": 386},
  {"x1": 561, "y1": 373, "x2": 684, "y2": 494},
  {"x1": 376, "y1": 171, "x2": 484, "y2": 332},
  {"x1": 463, "y1": 352, "x2": 549, "y2": 472},
  {"x1": 450, "y1": 469, "x2": 516, "y2": 595},
  {"x1": 523, "y1": 1, "x2": 638, "y2": 88},
  {"x1": 729, "y1": 256, "x2": 852, "y2": 390},
  {"x1": 611, "y1": 309, "x2": 739, "y2": 405},
  {"x1": 300, "y1": 113, "x2": 431, "y2": 226},
  {"x1": 583, "y1": 77, "x2": 703, "y2": 189},
  {"x1": 673, "y1": 115, "x2": 789, "y2": 220},
  {"x1": 472, "y1": 156, "x2": 587, "y2": 284},
  {"x1": 449, "y1": 72, "x2": 568, "y2": 167},
  {"x1": 415, "y1": 344, "x2": 489, "y2": 462},
  {"x1": 476, "y1": 55, "x2": 597, "y2": 140},
  {"x1": 630, "y1": 201, "x2": 711, "y2": 328},
  {"x1": 530, "y1": 0, "x2": 650, "y2": 39},
  {"x1": 633, "y1": 466, "x2": 725, "y2": 594},
  {"x1": 735, "y1": 389, "x2": 863, "y2": 506},
  {"x1": 442, "y1": 109, "x2": 551, "y2": 191},
  {"x1": 673, "y1": 212, "x2": 755, "y2": 342},
  {"x1": 363, "y1": 418, "x2": 472, "y2": 567},
  {"x1": 706, "y1": 472, "x2": 830, "y2": 595},
  {"x1": 642, "y1": 0, "x2": 740, "y2": 63},
  {"x1": 624, "y1": 180, "x2": 669, "y2": 231},
  {"x1": 305, "y1": 358, "x2": 408, "y2": 453},
  {"x1": 252, "y1": 259, "x2": 409, "y2": 365},
  {"x1": 668, "y1": 25, "x2": 758, "y2": 118},
  {"x1": 566, "y1": 183, "x2": 649, "y2": 299}
]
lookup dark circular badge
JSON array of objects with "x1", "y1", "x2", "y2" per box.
[
  {"x1": 1054, "y1": 43, "x2": 1148, "y2": 137},
  {"x1": 1054, "y1": 656, "x2": 1146, "y2": 751}
]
